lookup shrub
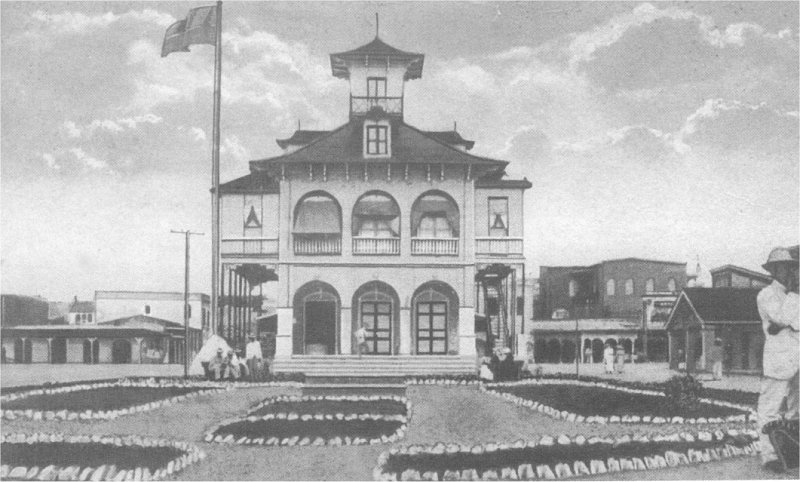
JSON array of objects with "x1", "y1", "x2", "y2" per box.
[{"x1": 662, "y1": 374, "x2": 704, "y2": 413}]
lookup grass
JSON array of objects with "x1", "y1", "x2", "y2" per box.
[
  {"x1": 1, "y1": 442, "x2": 183, "y2": 471},
  {"x1": 249, "y1": 399, "x2": 407, "y2": 417},
  {"x1": 2, "y1": 387, "x2": 206, "y2": 412},
  {"x1": 497, "y1": 385, "x2": 747, "y2": 418},
  {"x1": 213, "y1": 418, "x2": 403, "y2": 442}
]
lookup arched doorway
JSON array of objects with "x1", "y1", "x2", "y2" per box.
[
  {"x1": 561, "y1": 339, "x2": 576, "y2": 363},
  {"x1": 591, "y1": 338, "x2": 604, "y2": 363},
  {"x1": 50, "y1": 338, "x2": 67, "y2": 364},
  {"x1": 83, "y1": 339, "x2": 99, "y2": 364},
  {"x1": 546, "y1": 339, "x2": 561, "y2": 363},
  {"x1": 112, "y1": 339, "x2": 132, "y2": 363},
  {"x1": 622, "y1": 339, "x2": 633, "y2": 355},
  {"x1": 605, "y1": 338, "x2": 617, "y2": 349},
  {"x1": 412, "y1": 281, "x2": 459, "y2": 355},
  {"x1": 352, "y1": 281, "x2": 400, "y2": 355},
  {"x1": 293, "y1": 281, "x2": 340, "y2": 355}
]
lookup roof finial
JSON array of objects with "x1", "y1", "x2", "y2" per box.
[
  {"x1": 453, "y1": 121, "x2": 457, "y2": 131},
  {"x1": 375, "y1": 12, "x2": 379, "y2": 38},
  {"x1": 297, "y1": 119, "x2": 301, "y2": 130}
]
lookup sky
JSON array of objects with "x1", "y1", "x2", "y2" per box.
[{"x1": 1, "y1": 1, "x2": 798, "y2": 301}]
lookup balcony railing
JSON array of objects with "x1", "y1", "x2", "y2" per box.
[
  {"x1": 350, "y1": 96, "x2": 403, "y2": 116},
  {"x1": 221, "y1": 238, "x2": 278, "y2": 257},
  {"x1": 475, "y1": 237, "x2": 524, "y2": 256},
  {"x1": 352, "y1": 236, "x2": 400, "y2": 255},
  {"x1": 411, "y1": 237, "x2": 459, "y2": 256},
  {"x1": 293, "y1": 234, "x2": 342, "y2": 255}
]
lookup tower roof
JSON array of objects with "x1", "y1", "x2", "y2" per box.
[{"x1": 330, "y1": 37, "x2": 424, "y2": 80}]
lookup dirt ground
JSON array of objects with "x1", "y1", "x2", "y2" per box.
[{"x1": 2, "y1": 384, "x2": 797, "y2": 480}]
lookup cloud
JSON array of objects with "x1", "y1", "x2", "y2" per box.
[
  {"x1": 190, "y1": 127, "x2": 207, "y2": 143},
  {"x1": 554, "y1": 125, "x2": 671, "y2": 153},
  {"x1": 28, "y1": 9, "x2": 174, "y2": 35},
  {"x1": 60, "y1": 114, "x2": 163, "y2": 139},
  {"x1": 221, "y1": 136, "x2": 250, "y2": 163},
  {"x1": 68, "y1": 147, "x2": 107, "y2": 170},
  {"x1": 42, "y1": 153, "x2": 60, "y2": 170}
]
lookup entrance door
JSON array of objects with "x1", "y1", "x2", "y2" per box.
[
  {"x1": 305, "y1": 301, "x2": 336, "y2": 355},
  {"x1": 417, "y1": 301, "x2": 447, "y2": 354},
  {"x1": 361, "y1": 301, "x2": 392, "y2": 354},
  {"x1": 112, "y1": 339, "x2": 132, "y2": 363},
  {"x1": 51, "y1": 338, "x2": 67, "y2": 364}
]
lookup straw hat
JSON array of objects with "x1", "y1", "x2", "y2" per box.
[{"x1": 762, "y1": 246, "x2": 796, "y2": 272}]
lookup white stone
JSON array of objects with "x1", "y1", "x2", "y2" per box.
[
  {"x1": 500, "y1": 467, "x2": 517, "y2": 480},
  {"x1": 481, "y1": 469, "x2": 498, "y2": 480},
  {"x1": 589, "y1": 460, "x2": 607, "y2": 474},
  {"x1": 606, "y1": 458, "x2": 620, "y2": 472},
  {"x1": 536, "y1": 465, "x2": 555, "y2": 480},
  {"x1": 9, "y1": 467, "x2": 29, "y2": 479},
  {"x1": 554, "y1": 463, "x2": 572, "y2": 478}
]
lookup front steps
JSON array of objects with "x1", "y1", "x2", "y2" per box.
[
  {"x1": 302, "y1": 375, "x2": 408, "y2": 397},
  {"x1": 272, "y1": 355, "x2": 477, "y2": 377}
]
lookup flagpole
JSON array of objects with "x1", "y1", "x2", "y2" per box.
[{"x1": 211, "y1": 0, "x2": 222, "y2": 336}]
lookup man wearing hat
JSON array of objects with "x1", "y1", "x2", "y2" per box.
[
  {"x1": 207, "y1": 348, "x2": 225, "y2": 380},
  {"x1": 756, "y1": 246, "x2": 799, "y2": 472}
]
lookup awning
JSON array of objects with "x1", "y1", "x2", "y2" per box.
[{"x1": 293, "y1": 196, "x2": 341, "y2": 233}]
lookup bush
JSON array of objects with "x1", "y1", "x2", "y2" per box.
[{"x1": 662, "y1": 374, "x2": 704, "y2": 413}]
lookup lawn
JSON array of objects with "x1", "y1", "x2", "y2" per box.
[
  {"x1": 0, "y1": 442, "x2": 183, "y2": 471},
  {"x1": 2, "y1": 387, "x2": 207, "y2": 412},
  {"x1": 249, "y1": 398, "x2": 407, "y2": 417},
  {"x1": 495, "y1": 384, "x2": 747, "y2": 418},
  {"x1": 212, "y1": 418, "x2": 404, "y2": 443}
]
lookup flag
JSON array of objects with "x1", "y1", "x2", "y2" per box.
[{"x1": 161, "y1": 5, "x2": 218, "y2": 57}]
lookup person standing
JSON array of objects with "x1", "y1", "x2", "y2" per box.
[
  {"x1": 584, "y1": 345, "x2": 593, "y2": 364},
  {"x1": 756, "y1": 247, "x2": 799, "y2": 473},
  {"x1": 711, "y1": 338, "x2": 724, "y2": 381},
  {"x1": 245, "y1": 335, "x2": 263, "y2": 380},
  {"x1": 603, "y1": 342, "x2": 615, "y2": 374},
  {"x1": 615, "y1": 344, "x2": 626, "y2": 374},
  {"x1": 355, "y1": 325, "x2": 368, "y2": 358}
]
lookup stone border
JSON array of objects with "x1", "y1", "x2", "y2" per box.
[
  {"x1": 0, "y1": 431, "x2": 205, "y2": 481},
  {"x1": 373, "y1": 428, "x2": 761, "y2": 480},
  {"x1": 0, "y1": 378, "x2": 301, "y2": 422},
  {"x1": 482, "y1": 379, "x2": 756, "y2": 425},
  {"x1": 204, "y1": 394, "x2": 412, "y2": 447}
]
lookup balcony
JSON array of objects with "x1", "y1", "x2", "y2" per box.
[
  {"x1": 475, "y1": 237, "x2": 524, "y2": 256},
  {"x1": 293, "y1": 234, "x2": 342, "y2": 255},
  {"x1": 411, "y1": 238, "x2": 459, "y2": 256},
  {"x1": 221, "y1": 238, "x2": 278, "y2": 257},
  {"x1": 350, "y1": 96, "x2": 403, "y2": 116},
  {"x1": 352, "y1": 236, "x2": 400, "y2": 255}
]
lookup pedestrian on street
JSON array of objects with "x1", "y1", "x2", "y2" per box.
[
  {"x1": 584, "y1": 345, "x2": 592, "y2": 364},
  {"x1": 603, "y1": 342, "x2": 615, "y2": 374},
  {"x1": 756, "y1": 246, "x2": 799, "y2": 473},
  {"x1": 711, "y1": 338, "x2": 724, "y2": 381}
]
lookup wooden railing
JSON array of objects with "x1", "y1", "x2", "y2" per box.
[
  {"x1": 350, "y1": 96, "x2": 403, "y2": 115},
  {"x1": 221, "y1": 238, "x2": 279, "y2": 257},
  {"x1": 475, "y1": 237, "x2": 524, "y2": 256},
  {"x1": 411, "y1": 238, "x2": 459, "y2": 256},
  {"x1": 352, "y1": 236, "x2": 400, "y2": 255},
  {"x1": 293, "y1": 234, "x2": 342, "y2": 255}
]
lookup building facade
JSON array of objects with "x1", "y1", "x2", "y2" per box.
[
  {"x1": 531, "y1": 258, "x2": 686, "y2": 363},
  {"x1": 1, "y1": 295, "x2": 49, "y2": 327},
  {"x1": 217, "y1": 35, "x2": 530, "y2": 371},
  {"x1": 95, "y1": 291, "x2": 210, "y2": 335}
]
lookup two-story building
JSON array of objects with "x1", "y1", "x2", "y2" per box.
[
  {"x1": 216, "y1": 35, "x2": 530, "y2": 374},
  {"x1": 531, "y1": 258, "x2": 686, "y2": 363}
]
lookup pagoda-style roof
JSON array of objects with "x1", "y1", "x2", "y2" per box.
[
  {"x1": 276, "y1": 130, "x2": 330, "y2": 150},
  {"x1": 330, "y1": 37, "x2": 424, "y2": 80},
  {"x1": 424, "y1": 130, "x2": 475, "y2": 150},
  {"x1": 250, "y1": 119, "x2": 508, "y2": 170}
]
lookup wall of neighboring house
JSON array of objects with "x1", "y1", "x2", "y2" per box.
[
  {"x1": 1, "y1": 295, "x2": 49, "y2": 327},
  {"x1": 599, "y1": 260, "x2": 686, "y2": 319},
  {"x1": 95, "y1": 296, "x2": 207, "y2": 331}
]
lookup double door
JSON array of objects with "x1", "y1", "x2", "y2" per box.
[{"x1": 361, "y1": 301, "x2": 392, "y2": 354}]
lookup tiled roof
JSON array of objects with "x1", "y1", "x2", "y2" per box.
[
  {"x1": 69, "y1": 301, "x2": 94, "y2": 313},
  {"x1": 679, "y1": 287, "x2": 761, "y2": 323},
  {"x1": 250, "y1": 120, "x2": 507, "y2": 169},
  {"x1": 330, "y1": 37, "x2": 424, "y2": 80},
  {"x1": 217, "y1": 173, "x2": 279, "y2": 194},
  {"x1": 276, "y1": 130, "x2": 330, "y2": 149}
]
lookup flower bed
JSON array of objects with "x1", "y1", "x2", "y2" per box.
[
  {"x1": 0, "y1": 379, "x2": 232, "y2": 421},
  {"x1": 483, "y1": 380, "x2": 755, "y2": 425},
  {"x1": 0, "y1": 432, "x2": 204, "y2": 481},
  {"x1": 373, "y1": 428, "x2": 759, "y2": 481},
  {"x1": 205, "y1": 395, "x2": 411, "y2": 446}
]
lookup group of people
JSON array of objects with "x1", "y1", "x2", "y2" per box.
[
  {"x1": 602, "y1": 342, "x2": 627, "y2": 374},
  {"x1": 756, "y1": 246, "x2": 798, "y2": 473},
  {"x1": 479, "y1": 347, "x2": 518, "y2": 382},
  {"x1": 207, "y1": 335, "x2": 267, "y2": 381}
]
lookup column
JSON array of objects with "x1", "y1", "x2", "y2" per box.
[
  {"x1": 133, "y1": 337, "x2": 143, "y2": 364},
  {"x1": 458, "y1": 306, "x2": 476, "y2": 357},
  {"x1": 275, "y1": 307, "x2": 293, "y2": 359},
  {"x1": 46, "y1": 338, "x2": 53, "y2": 363},
  {"x1": 340, "y1": 306, "x2": 352, "y2": 355},
  {"x1": 399, "y1": 307, "x2": 411, "y2": 354}
]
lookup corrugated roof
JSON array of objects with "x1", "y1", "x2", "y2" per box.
[
  {"x1": 250, "y1": 120, "x2": 507, "y2": 168},
  {"x1": 680, "y1": 287, "x2": 761, "y2": 322}
]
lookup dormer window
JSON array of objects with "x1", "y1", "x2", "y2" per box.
[
  {"x1": 364, "y1": 121, "x2": 390, "y2": 157},
  {"x1": 367, "y1": 77, "x2": 386, "y2": 98}
]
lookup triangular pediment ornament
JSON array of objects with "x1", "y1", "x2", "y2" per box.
[
  {"x1": 491, "y1": 213, "x2": 506, "y2": 230},
  {"x1": 244, "y1": 206, "x2": 261, "y2": 228}
]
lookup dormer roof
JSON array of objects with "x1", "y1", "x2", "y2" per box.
[{"x1": 330, "y1": 37, "x2": 425, "y2": 80}]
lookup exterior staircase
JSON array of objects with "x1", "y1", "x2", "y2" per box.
[{"x1": 272, "y1": 355, "x2": 476, "y2": 377}]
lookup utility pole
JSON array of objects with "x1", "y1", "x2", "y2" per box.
[{"x1": 171, "y1": 229, "x2": 204, "y2": 378}]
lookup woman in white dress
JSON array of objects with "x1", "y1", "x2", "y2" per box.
[{"x1": 603, "y1": 342, "x2": 615, "y2": 374}]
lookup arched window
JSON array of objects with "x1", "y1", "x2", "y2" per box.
[
  {"x1": 568, "y1": 280, "x2": 577, "y2": 298},
  {"x1": 411, "y1": 192, "x2": 459, "y2": 238},
  {"x1": 352, "y1": 192, "x2": 400, "y2": 255},
  {"x1": 144, "y1": 305, "x2": 151, "y2": 315},
  {"x1": 293, "y1": 192, "x2": 342, "y2": 255},
  {"x1": 667, "y1": 278, "x2": 677, "y2": 292},
  {"x1": 645, "y1": 278, "x2": 655, "y2": 293},
  {"x1": 606, "y1": 279, "x2": 615, "y2": 296},
  {"x1": 624, "y1": 279, "x2": 634, "y2": 295}
]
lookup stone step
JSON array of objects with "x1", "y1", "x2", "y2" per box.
[
  {"x1": 305, "y1": 375, "x2": 406, "y2": 385},
  {"x1": 302, "y1": 384, "x2": 407, "y2": 397}
]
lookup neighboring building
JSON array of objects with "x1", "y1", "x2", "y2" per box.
[
  {"x1": 665, "y1": 288, "x2": 763, "y2": 374},
  {"x1": 0, "y1": 295, "x2": 49, "y2": 327},
  {"x1": 0, "y1": 314, "x2": 201, "y2": 365},
  {"x1": 48, "y1": 301, "x2": 71, "y2": 324},
  {"x1": 68, "y1": 297, "x2": 95, "y2": 325},
  {"x1": 710, "y1": 265, "x2": 771, "y2": 289},
  {"x1": 531, "y1": 258, "x2": 686, "y2": 363},
  {"x1": 94, "y1": 291, "x2": 210, "y2": 336},
  {"x1": 216, "y1": 33, "x2": 531, "y2": 373}
]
